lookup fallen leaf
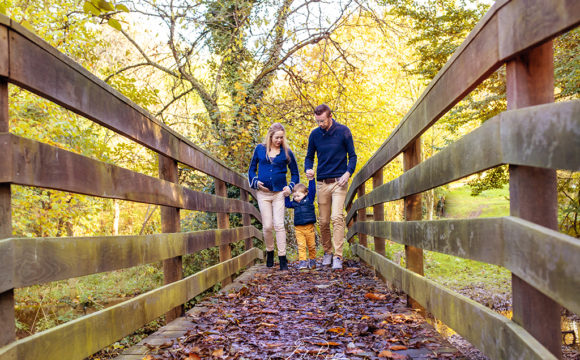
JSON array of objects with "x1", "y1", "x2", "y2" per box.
[
  {"x1": 184, "y1": 354, "x2": 201, "y2": 360},
  {"x1": 365, "y1": 293, "x2": 387, "y2": 301},
  {"x1": 211, "y1": 348, "x2": 224, "y2": 356},
  {"x1": 258, "y1": 322, "x2": 276, "y2": 327},
  {"x1": 374, "y1": 329, "x2": 388, "y2": 336},
  {"x1": 390, "y1": 345, "x2": 408, "y2": 350},
  {"x1": 327, "y1": 327, "x2": 347, "y2": 335},
  {"x1": 379, "y1": 350, "x2": 407, "y2": 359}
]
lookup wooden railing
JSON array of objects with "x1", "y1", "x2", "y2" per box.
[
  {"x1": 345, "y1": 0, "x2": 580, "y2": 359},
  {"x1": 0, "y1": 14, "x2": 263, "y2": 360}
]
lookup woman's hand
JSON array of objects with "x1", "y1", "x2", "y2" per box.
[
  {"x1": 257, "y1": 181, "x2": 269, "y2": 191},
  {"x1": 282, "y1": 186, "x2": 291, "y2": 196}
]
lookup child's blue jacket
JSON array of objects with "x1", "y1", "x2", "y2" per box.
[
  {"x1": 285, "y1": 179, "x2": 316, "y2": 226},
  {"x1": 248, "y1": 144, "x2": 299, "y2": 191}
]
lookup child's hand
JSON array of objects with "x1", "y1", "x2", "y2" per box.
[{"x1": 306, "y1": 169, "x2": 315, "y2": 180}]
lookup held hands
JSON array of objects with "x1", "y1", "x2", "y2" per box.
[
  {"x1": 282, "y1": 186, "x2": 291, "y2": 197},
  {"x1": 337, "y1": 172, "x2": 350, "y2": 187},
  {"x1": 305, "y1": 169, "x2": 315, "y2": 181}
]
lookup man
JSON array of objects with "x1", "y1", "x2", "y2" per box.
[{"x1": 305, "y1": 104, "x2": 357, "y2": 270}]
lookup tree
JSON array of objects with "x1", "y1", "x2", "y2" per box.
[{"x1": 92, "y1": 0, "x2": 367, "y2": 170}]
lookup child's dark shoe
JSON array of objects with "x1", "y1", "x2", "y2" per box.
[
  {"x1": 266, "y1": 251, "x2": 274, "y2": 268},
  {"x1": 309, "y1": 259, "x2": 317, "y2": 269},
  {"x1": 279, "y1": 256, "x2": 288, "y2": 270}
]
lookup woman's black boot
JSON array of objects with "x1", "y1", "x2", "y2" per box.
[
  {"x1": 279, "y1": 256, "x2": 288, "y2": 270},
  {"x1": 266, "y1": 251, "x2": 274, "y2": 268}
]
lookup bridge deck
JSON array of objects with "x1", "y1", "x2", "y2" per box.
[{"x1": 116, "y1": 261, "x2": 465, "y2": 359}]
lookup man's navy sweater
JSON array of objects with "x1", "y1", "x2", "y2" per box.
[
  {"x1": 285, "y1": 180, "x2": 316, "y2": 226},
  {"x1": 304, "y1": 119, "x2": 357, "y2": 180}
]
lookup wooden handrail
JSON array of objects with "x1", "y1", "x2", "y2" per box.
[
  {"x1": 0, "y1": 15, "x2": 253, "y2": 194},
  {"x1": 346, "y1": 101, "x2": 580, "y2": 223},
  {"x1": 345, "y1": 0, "x2": 580, "y2": 207}
]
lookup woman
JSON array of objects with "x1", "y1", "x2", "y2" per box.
[{"x1": 248, "y1": 123, "x2": 299, "y2": 270}]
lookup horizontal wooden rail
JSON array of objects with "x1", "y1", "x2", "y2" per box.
[
  {"x1": 347, "y1": 217, "x2": 580, "y2": 316},
  {"x1": 0, "y1": 248, "x2": 262, "y2": 360},
  {"x1": 346, "y1": 101, "x2": 580, "y2": 223},
  {"x1": 0, "y1": 134, "x2": 261, "y2": 220},
  {"x1": 0, "y1": 16, "x2": 253, "y2": 194},
  {"x1": 352, "y1": 244, "x2": 555, "y2": 360},
  {"x1": 0, "y1": 226, "x2": 262, "y2": 293},
  {"x1": 345, "y1": 0, "x2": 580, "y2": 207}
]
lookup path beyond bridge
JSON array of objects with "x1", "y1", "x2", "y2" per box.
[{"x1": 117, "y1": 262, "x2": 463, "y2": 359}]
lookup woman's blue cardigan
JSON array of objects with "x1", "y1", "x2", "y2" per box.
[{"x1": 248, "y1": 144, "x2": 299, "y2": 192}]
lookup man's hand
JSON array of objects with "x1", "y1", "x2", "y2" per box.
[
  {"x1": 306, "y1": 169, "x2": 315, "y2": 180},
  {"x1": 337, "y1": 172, "x2": 350, "y2": 187},
  {"x1": 282, "y1": 186, "x2": 291, "y2": 196},
  {"x1": 257, "y1": 181, "x2": 269, "y2": 191}
]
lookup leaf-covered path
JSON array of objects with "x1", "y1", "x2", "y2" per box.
[{"x1": 118, "y1": 261, "x2": 465, "y2": 359}]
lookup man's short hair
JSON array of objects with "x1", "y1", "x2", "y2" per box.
[
  {"x1": 314, "y1": 104, "x2": 332, "y2": 117},
  {"x1": 293, "y1": 183, "x2": 308, "y2": 194}
]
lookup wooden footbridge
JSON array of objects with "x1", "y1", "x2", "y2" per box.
[{"x1": 1, "y1": 0, "x2": 579, "y2": 359}]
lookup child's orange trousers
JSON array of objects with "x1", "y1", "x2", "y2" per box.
[{"x1": 295, "y1": 223, "x2": 316, "y2": 261}]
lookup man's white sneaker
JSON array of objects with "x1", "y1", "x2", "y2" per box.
[
  {"x1": 322, "y1": 253, "x2": 333, "y2": 266},
  {"x1": 332, "y1": 256, "x2": 342, "y2": 270}
]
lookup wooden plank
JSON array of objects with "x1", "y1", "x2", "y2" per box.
[
  {"x1": 345, "y1": 0, "x2": 580, "y2": 207},
  {"x1": 0, "y1": 78, "x2": 15, "y2": 348},
  {"x1": 0, "y1": 25, "x2": 7, "y2": 77},
  {"x1": 0, "y1": 248, "x2": 261, "y2": 360},
  {"x1": 0, "y1": 134, "x2": 261, "y2": 219},
  {"x1": 346, "y1": 217, "x2": 580, "y2": 317},
  {"x1": 6, "y1": 28, "x2": 252, "y2": 193},
  {"x1": 346, "y1": 101, "x2": 580, "y2": 224},
  {"x1": 372, "y1": 169, "x2": 385, "y2": 256},
  {"x1": 216, "y1": 179, "x2": 232, "y2": 286},
  {"x1": 0, "y1": 226, "x2": 262, "y2": 293},
  {"x1": 353, "y1": 244, "x2": 555, "y2": 360},
  {"x1": 506, "y1": 41, "x2": 560, "y2": 357},
  {"x1": 357, "y1": 185, "x2": 367, "y2": 247},
  {"x1": 240, "y1": 190, "x2": 252, "y2": 250},
  {"x1": 159, "y1": 155, "x2": 183, "y2": 322},
  {"x1": 403, "y1": 139, "x2": 423, "y2": 311}
]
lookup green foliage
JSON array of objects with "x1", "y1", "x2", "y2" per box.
[
  {"x1": 82, "y1": 0, "x2": 129, "y2": 30},
  {"x1": 558, "y1": 171, "x2": 580, "y2": 238}
]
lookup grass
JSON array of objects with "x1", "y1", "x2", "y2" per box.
[{"x1": 444, "y1": 184, "x2": 510, "y2": 218}]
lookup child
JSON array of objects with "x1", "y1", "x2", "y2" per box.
[{"x1": 285, "y1": 177, "x2": 317, "y2": 270}]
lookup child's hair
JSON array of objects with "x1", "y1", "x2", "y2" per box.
[
  {"x1": 263, "y1": 123, "x2": 290, "y2": 162},
  {"x1": 293, "y1": 183, "x2": 308, "y2": 194}
]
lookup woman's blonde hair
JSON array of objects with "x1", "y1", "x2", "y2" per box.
[{"x1": 264, "y1": 123, "x2": 290, "y2": 162}]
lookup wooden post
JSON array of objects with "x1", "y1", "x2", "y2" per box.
[
  {"x1": 403, "y1": 139, "x2": 424, "y2": 311},
  {"x1": 215, "y1": 179, "x2": 231, "y2": 286},
  {"x1": 0, "y1": 79, "x2": 15, "y2": 347},
  {"x1": 159, "y1": 155, "x2": 183, "y2": 322},
  {"x1": 506, "y1": 41, "x2": 561, "y2": 358},
  {"x1": 357, "y1": 184, "x2": 367, "y2": 247},
  {"x1": 372, "y1": 168, "x2": 385, "y2": 256},
  {"x1": 240, "y1": 189, "x2": 252, "y2": 251}
]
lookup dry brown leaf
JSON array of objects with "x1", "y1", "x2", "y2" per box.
[
  {"x1": 212, "y1": 348, "x2": 224, "y2": 356},
  {"x1": 184, "y1": 354, "x2": 201, "y2": 360},
  {"x1": 258, "y1": 322, "x2": 276, "y2": 327},
  {"x1": 390, "y1": 345, "x2": 408, "y2": 350},
  {"x1": 327, "y1": 327, "x2": 346, "y2": 335},
  {"x1": 379, "y1": 350, "x2": 407, "y2": 359},
  {"x1": 365, "y1": 293, "x2": 387, "y2": 301},
  {"x1": 374, "y1": 329, "x2": 388, "y2": 336}
]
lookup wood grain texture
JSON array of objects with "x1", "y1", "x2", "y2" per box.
[
  {"x1": 372, "y1": 170, "x2": 385, "y2": 256},
  {"x1": 159, "y1": 155, "x2": 183, "y2": 322},
  {"x1": 0, "y1": 26, "x2": 7, "y2": 78},
  {"x1": 240, "y1": 190, "x2": 253, "y2": 251},
  {"x1": 506, "y1": 41, "x2": 560, "y2": 357},
  {"x1": 216, "y1": 179, "x2": 232, "y2": 286},
  {"x1": 3, "y1": 25, "x2": 251, "y2": 193},
  {"x1": 0, "y1": 248, "x2": 261, "y2": 360},
  {"x1": 356, "y1": 185, "x2": 367, "y2": 247},
  {"x1": 0, "y1": 226, "x2": 263, "y2": 293},
  {"x1": 345, "y1": 0, "x2": 580, "y2": 207},
  {"x1": 0, "y1": 134, "x2": 261, "y2": 220},
  {"x1": 346, "y1": 101, "x2": 580, "y2": 223},
  {"x1": 347, "y1": 217, "x2": 580, "y2": 316},
  {"x1": 352, "y1": 244, "x2": 556, "y2": 360}
]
